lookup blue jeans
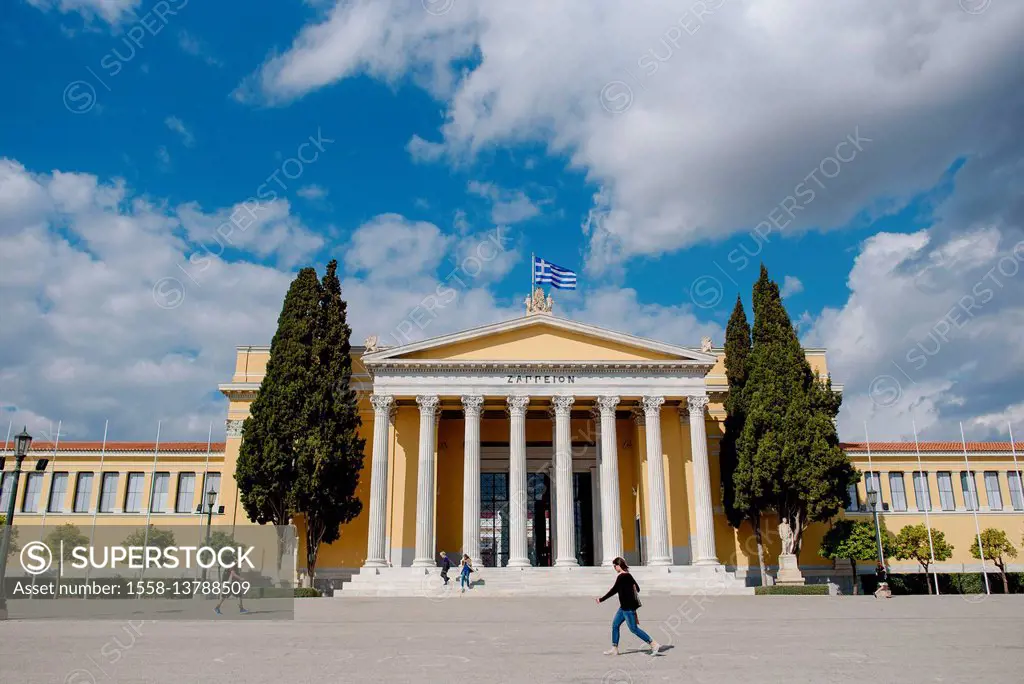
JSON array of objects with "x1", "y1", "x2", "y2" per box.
[
  {"x1": 611, "y1": 609, "x2": 652, "y2": 647},
  {"x1": 460, "y1": 572, "x2": 470, "y2": 589}
]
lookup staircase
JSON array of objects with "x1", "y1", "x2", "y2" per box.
[{"x1": 336, "y1": 565, "x2": 753, "y2": 598}]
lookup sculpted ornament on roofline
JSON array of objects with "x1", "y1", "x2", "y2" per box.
[{"x1": 226, "y1": 419, "x2": 244, "y2": 438}]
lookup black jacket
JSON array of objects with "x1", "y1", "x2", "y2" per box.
[{"x1": 599, "y1": 572, "x2": 641, "y2": 611}]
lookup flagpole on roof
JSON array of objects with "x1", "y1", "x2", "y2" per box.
[
  {"x1": 911, "y1": 417, "x2": 940, "y2": 595},
  {"x1": 960, "y1": 421, "x2": 990, "y2": 595},
  {"x1": 530, "y1": 252, "x2": 535, "y2": 297}
]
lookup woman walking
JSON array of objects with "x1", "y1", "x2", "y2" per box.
[
  {"x1": 459, "y1": 554, "x2": 474, "y2": 593},
  {"x1": 595, "y1": 557, "x2": 661, "y2": 656}
]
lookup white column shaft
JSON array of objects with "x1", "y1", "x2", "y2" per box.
[
  {"x1": 507, "y1": 396, "x2": 531, "y2": 567},
  {"x1": 412, "y1": 396, "x2": 440, "y2": 568},
  {"x1": 598, "y1": 397, "x2": 624, "y2": 565},
  {"x1": 461, "y1": 396, "x2": 484, "y2": 563},
  {"x1": 554, "y1": 396, "x2": 578, "y2": 566},
  {"x1": 364, "y1": 395, "x2": 393, "y2": 567},
  {"x1": 687, "y1": 396, "x2": 719, "y2": 565},
  {"x1": 643, "y1": 396, "x2": 672, "y2": 566}
]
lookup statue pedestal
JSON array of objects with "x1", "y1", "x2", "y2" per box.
[{"x1": 776, "y1": 554, "x2": 805, "y2": 586}]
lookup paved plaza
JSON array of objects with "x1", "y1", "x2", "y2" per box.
[{"x1": 1, "y1": 596, "x2": 1022, "y2": 683}]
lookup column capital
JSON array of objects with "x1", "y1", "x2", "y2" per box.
[
  {"x1": 416, "y1": 395, "x2": 440, "y2": 414},
  {"x1": 551, "y1": 394, "x2": 575, "y2": 416},
  {"x1": 641, "y1": 395, "x2": 665, "y2": 417},
  {"x1": 686, "y1": 395, "x2": 710, "y2": 418},
  {"x1": 595, "y1": 395, "x2": 620, "y2": 417},
  {"x1": 506, "y1": 394, "x2": 530, "y2": 415},
  {"x1": 631, "y1": 406, "x2": 645, "y2": 427},
  {"x1": 370, "y1": 394, "x2": 394, "y2": 413},
  {"x1": 461, "y1": 395, "x2": 485, "y2": 417}
]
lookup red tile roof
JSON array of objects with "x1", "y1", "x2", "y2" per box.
[
  {"x1": 841, "y1": 441, "x2": 1024, "y2": 454},
  {"x1": 9, "y1": 441, "x2": 226, "y2": 453}
]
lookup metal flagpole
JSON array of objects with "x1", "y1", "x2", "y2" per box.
[
  {"x1": 85, "y1": 420, "x2": 108, "y2": 593},
  {"x1": 912, "y1": 419, "x2": 940, "y2": 595},
  {"x1": 38, "y1": 420, "x2": 62, "y2": 529},
  {"x1": 1, "y1": 421, "x2": 10, "y2": 506},
  {"x1": 138, "y1": 421, "x2": 161, "y2": 586},
  {"x1": 1011, "y1": 421, "x2": 1019, "y2": 511},
  {"x1": 531, "y1": 252, "x2": 536, "y2": 296},
  {"x1": 198, "y1": 422, "x2": 213, "y2": 550},
  {"x1": 960, "y1": 422, "x2": 990, "y2": 594},
  {"x1": 33, "y1": 421, "x2": 61, "y2": 589},
  {"x1": 864, "y1": 423, "x2": 886, "y2": 576}
]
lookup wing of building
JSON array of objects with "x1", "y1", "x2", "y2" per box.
[{"x1": 6, "y1": 305, "x2": 1023, "y2": 595}]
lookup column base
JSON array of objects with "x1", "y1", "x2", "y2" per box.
[
  {"x1": 506, "y1": 558, "x2": 531, "y2": 568},
  {"x1": 362, "y1": 560, "x2": 387, "y2": 569},
  {"x1": 646, "y1": 557, "x2": 672, "y2": 567},
  {"x1": 554, "y1": 559, "x2": 579, "y2": 568},
  {"x1": 693, "y1": 558, "x2": 722, "y2": 567},
  {"x1": 411, "y1": 559, "x2": 435, "y2": 568}
]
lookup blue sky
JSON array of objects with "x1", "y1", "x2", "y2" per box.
[{"x1": 1, "y1": 0, "x2": 1022, "y2": 442}]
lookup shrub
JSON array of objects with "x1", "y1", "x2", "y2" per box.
[
  {"x1": 294, "y1": 587, "x2": 322, "y2": 598},
  {"x1": 755, "y1": 585, "x2": 829, "y2": 595}
]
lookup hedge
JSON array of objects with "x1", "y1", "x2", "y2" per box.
[
  {"x1": 862, "y1": 572, "x2": 1024, "y2": 596},
  {"x1": 755, "y1": 585, "x2": 829, "y2": 595},
  {"x1": 294, "y1": 587, "x2": 323, "y2": 598}
]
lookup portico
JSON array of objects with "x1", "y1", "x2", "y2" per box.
[{"x1": 354, "y1": 308, "x2": 727, "y2": 587}]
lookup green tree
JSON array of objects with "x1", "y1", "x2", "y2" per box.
[
  {"x1": 820, "y1": 519, "x2": 891, "y2": 594},
  {"x1": 738, "y1": 266, "x2": 858, "y2": 557},
  {"x1": 0, "y1": 515, "x2": 19, "y2": 559},
  {"x1": 294, "y1": 259, "x2": 365, "y2": 581},
  {"x1": 236, "y1": 267, "x2": 323, "y2": 567},
  {"x1": 893, "y1": 523, "x2": 953, "y2": 594},
  {"x1": 971, "y1": 528, "x2": 1018, "y2": 594},
  {"x1": 122, "y1": 526, "x2": 176, "y2": 550},
  {"x1": 44, "y1": 524, "x2": 90, "y2": 588},
  {"x1": 720, "y1": 295, "x2": 768, "y2": 584}
]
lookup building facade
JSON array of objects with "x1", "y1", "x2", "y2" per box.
[{"x1": 4, "y1": 304, "x2": 1023, "y2": 591}]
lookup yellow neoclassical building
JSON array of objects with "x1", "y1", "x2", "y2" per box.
[{"x1": 5, "y1": 300, "x2": 1023, "y2": 594}]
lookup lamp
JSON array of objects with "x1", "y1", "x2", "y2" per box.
[
  {"x1": 13, "y1": 427, "x2": 32, "y2": 458},
  {"x1": 206, "y1": 489, "x2": 217, "y2": 509},
  {"x1": 866, "y1": 490, "x2": 878, "y2": 508}
]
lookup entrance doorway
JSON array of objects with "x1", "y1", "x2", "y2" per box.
[
  {"x1": 479, "y1": 472, "x2": 553, "y2": 567},
  {"x1": 479, "y1": 471, "x2": 596, "y2": 567}
]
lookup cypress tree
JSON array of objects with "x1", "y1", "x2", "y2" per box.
[
  {"x1": 294, "y1": 259, "x2": 366, "y2": 581},
  {"x1": 739, "y1": 265, "x2": 857, "y2": 557},
  {"x1": 720, "y1": 295, "x2": 767, "y2": 584},
  {"x1": 236, "y1": 267, "x2": 322, "y2": 568}
]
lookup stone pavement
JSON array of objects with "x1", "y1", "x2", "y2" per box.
[{"x1": 1, "y1": 596, "x2": 1022, "y2": 683}]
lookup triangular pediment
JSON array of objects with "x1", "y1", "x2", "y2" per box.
[{"x1": 361, "y1": 315, "x2": 717, "y2": 366}]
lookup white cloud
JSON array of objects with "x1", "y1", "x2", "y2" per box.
[
  {"x1": 177, "y1": 29, "x2": 224, "y2": 67},
  {"x1": 156, "y1": 145, "x2": 171, "y2": 168},
  {"x1": 241, "y1": 0, "x2": 1024, "y2": 274},
  {"x1": 0, "y1": 159, "x2": 724, "y2": 438},
  {"x1": 406, "y1": 134, "x2": 445, "y2": 163},
  {"x1": 26, "y1": 0, "x2": 139, "y2": 25},
  {"x1": 806, "y1": 224, "x2": 1024, "y2": 440},
  {"x1": 467, "y1": 180, "x2": 541, "y2": 225},
  {"x1": 780, "y1": 275, "x2": 804, "y2": 299},
  {"x1": 165, "y1": 116, "x2": 195, "y2": 147},
  {"x1": 297, "y1": 184, "x2": 328, "y2": 200}
]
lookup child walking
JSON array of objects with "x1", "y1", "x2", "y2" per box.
[{"x1": 459, "y1": 554, "x2": 474, "y2": 593}]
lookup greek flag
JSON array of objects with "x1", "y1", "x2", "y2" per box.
[{"x1": 533, "y1": 256, "x2": 578, "y2": 290}]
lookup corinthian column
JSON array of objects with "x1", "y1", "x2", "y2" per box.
[
  {"x1": 461, "y1": 395, "x2": 484, "y2": 564},
  {"x1": 506, "y1": 395, "x2": 531, "y2": 567},
  {"x1": 412, "y1": 395, "x2": 440, "y2": 568},
  {"x1": 364, "y1": 394, "x2": 394, "y2": 567},
  {"x1": 596, "y1": 395, "x2": 624, "y2": 565},
  {"x1": 642, "y1": 396, "x2": 672, "y2": 566},
  {"x1": 686, "y1": 395, "x2": 719, "y2": 565},
  {"x1": 552, "y1": 395, "x2": 578, "y2": 567}
]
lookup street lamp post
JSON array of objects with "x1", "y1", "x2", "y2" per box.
[
  {"x1": 201, "y1": 489, "x2": 217, "y2": 583},
  {"x1": 866, "y1": 490, "x2": 887, "y2": 579},
  {"x1": 0, "y1": 428, "x2": 35, "y2": 620}
]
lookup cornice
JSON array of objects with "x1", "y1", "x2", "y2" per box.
[{"x1": 366, "y1": 360, "x2": 713, "y2": 377}]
